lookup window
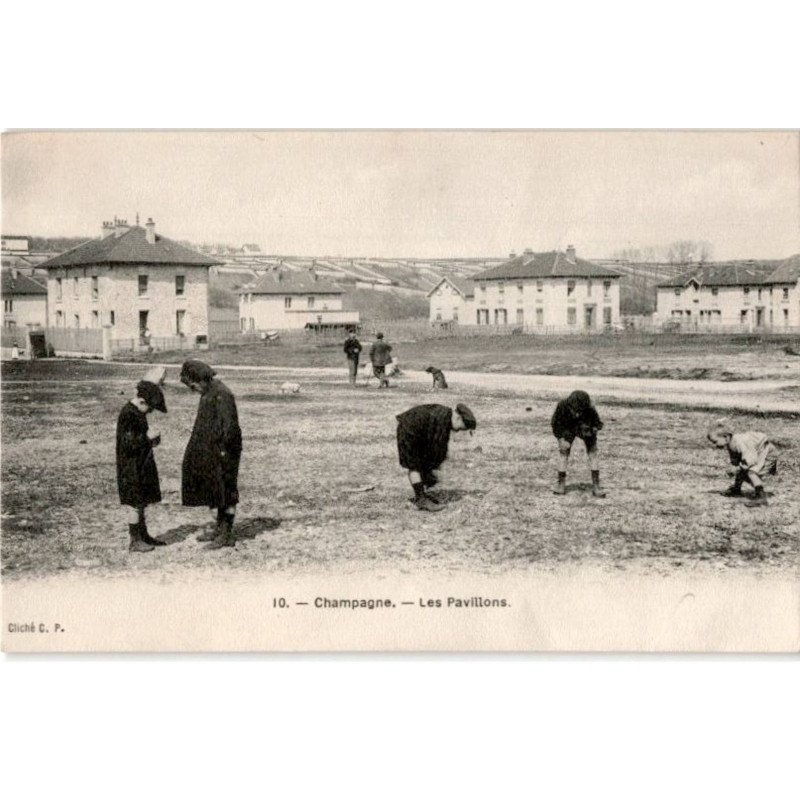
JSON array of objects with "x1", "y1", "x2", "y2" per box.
[
  {"x1": 603, "y1": 307, "x2": 612, "y2": 325},
  {"x1": 603, "y1": 280, "x2": 611, "y2": 298},
  {"x1": 56, "y1": 310, "x2": 63, "y2": 326},
  {"x1": 757, "y1": 287, "x2": 764, "y2": 301},
  {"x1": 73, "y1": 277, "x2": 79, "y2": 297},
  {"x1": 711, "y1": 287, "x2": 719, "y2": 296},
  {"x1": 567, "y1": 307, "x2": 577, "y2": 325},
  {"x1": 56, "y1": 278, "x2": 63, "y2": 300},
  {"x1": 783, "y1": 287, "x2": 790, "y2": 301},
  {"x1": 517, "y1": 284, "x2": 524, "y2": 293},
  {"x1": 74, "y1": 314, "x2": 80, "y2": 328},
  {"x1": 139, "y1": 311, "x2": 149, "y2": 338},
  {"x1": 249, "y1": 318, "x2": 255, "y2": 331},
  {"x1": 516, "y1": 308, "x2": 524, "y2": 324},
  {"x1": 674, "y1": 288, "x2": 681, "y2": 297},
  {"x1": 498, "y1": 282, "x2": 505, "y2": 294},
  {"x1": 308, "y1": 296, "x2": 315, "y2": 308},
  {"x1": 567, "y1": 281, "x2": 576, "y2": 297},
  {"x1": 138, "y1": 275, "x2": 148, "y2": 296},
  {"x1": 284, "y1": 297, "x2": 292, "y2": 309},
  {"x1": 3, "y1": 299, "x2": 12, "y2": 313},
  {"x1": 240, "y1": 318, "x2": 246, "y2": 332},
  {"x1": 91, "y1": 276, "x2": 99, "y2": 300},
  {"x1": 536, "y1": 308, "x2": 544, "y2": 326},
  {"x1": 479, "y1": 284, "x2": 486, "y2": 293},
  {"x1": 435, "y1": 311, "x2": 442, "y2": 321},
  {"x1": 740, "y1": 310, "x2": 748, "y2": 324},
  {"x1": 175, "y1": 275, "x2": 185, "y2": 296},
  {"x1": 743, "y1": 287, "x2": 750, "y2": 295},
  {"x1": 494, "y1": 308, "x2": 508, "y2": 325},
  {"x1": 587, "y1": 279, "x2": 593, "y2": 296},
  {"x1": 109, "y1": 311, "x2": 115, "y2": 326},
  {"x1": 176, "y1": 310, "x2": 186, "y2": 336},
  {"x1": 536, "y1": 281, "x2": 543, "y2": 293},
  {"x1": 452, "y1": 309, "x2": 459, "y2": 322},
  {"x1": 91, "y1": 310, "x2": 99, "y2": 328}
]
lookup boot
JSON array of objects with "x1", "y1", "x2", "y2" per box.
[
  {"x1": 553, "y1": 471, "x2": 567, "y2": 495},
  {"x1": 414, "y1": 494, "x2": 444, "y2": 512},
  {"x1": 721, "y1": 484, "x2": 743, "y2": 497},
  {"x1": 198, "y1": 511, "x2": 225, "y2": 542},
  {"x1": 591, "y1": 470, "x2": 606, "y2": 498},
  {"x1": 129, "y1": 523, "x2": 155, "y2": 553},
  {"x1": 206, "y1": 513, "x2": 236, "y2": 549},
  {"x1": 140, "y1": 522, "x2": 166, "y2": 546},
  {"x1": 422, "y1": 472, "x2": 439, "y2": 489},
  {"x1": 745, "y1": 486, "x2": 768, "y2": 507}
]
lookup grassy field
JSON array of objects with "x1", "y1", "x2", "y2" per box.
[
  {"x1": 1, "y1": 359, "x2": 798, "y2": 581},
  {"x1": 129, "y1": 331, "x2": 800, "y2": 382}
]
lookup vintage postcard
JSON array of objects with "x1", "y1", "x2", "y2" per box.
[{"x1": 1, "y1": 129, "x2": 798, "y2": 652}]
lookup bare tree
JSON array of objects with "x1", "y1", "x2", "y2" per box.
[{"x1": 667, "y1": 240, "x2": 713, "y2": 265}]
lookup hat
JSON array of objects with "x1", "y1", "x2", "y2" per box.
[
  {"x1": 180, "y1": 359, "x2": 216, "y2": 386},
  {"x1": 376, "y1": 332, "x2": 384, "y2": 339},
  {"x1": 455, "y1": 403, "x2": 476, "y2": 430},
  {"x1": 143, "y1": 366, "x2": 167, "y2": 386},
  {"x1": 136, "y1": 380, "x2": 167, "y2": 413}
]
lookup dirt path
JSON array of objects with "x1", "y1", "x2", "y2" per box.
[{"x1": 107, "y1": 360, "x2": 800, "y2": 414}]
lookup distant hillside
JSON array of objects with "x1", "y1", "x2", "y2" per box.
[{"x1": 342, "y1": 288, "x2": 428, "y2": 320}]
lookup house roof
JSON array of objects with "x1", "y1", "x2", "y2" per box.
[
  {"x1": 427, "y1": 275, "x2": 475, "y2": 298},
  {"x1": 39, "y1": 226, "x2": 223, "y2": 269},
  {"x1": 1, "y1": 271, "x2": 47, "y2": 296},
  {"x1": 243, "y1": 270, "x2": 344, "y2": 295},
  {"x1": 768, "y1": 254, "x2": 800, "y2": 284},
  {"x1": 473, "y1": 251, "x2": 621, "y2": 281},
  {"x1": 656, "y1": 261, "x2": 785, "y2": 288}
]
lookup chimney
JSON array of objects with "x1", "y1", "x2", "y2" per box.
[
  {"x1": 101, "y1": 220, "x2": 115, "y2": 238},
  {"x1": 113, "y1": 216, "x2": 130, "y2": 238},
  {"x1": 145, "y1": 218, "x2": 156, "y2": 245},
  {"x1": 566, "y1": 245, "x2": 576, "y2": 263},
  {"x1": 509, "y1": 251, "x2": 517, "y2": 259}
]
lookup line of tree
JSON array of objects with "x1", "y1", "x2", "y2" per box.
[{"x1": 612, "y1": 240, "x2": 714, "y2": 265}]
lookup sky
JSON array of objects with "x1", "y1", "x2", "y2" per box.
[{"x1": 2, "y1": 130, "x2": 798, "y2": 260}]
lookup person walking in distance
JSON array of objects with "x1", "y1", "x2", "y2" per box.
[
  {"x1": 116, "y1": 380, "x2": 168, "y2": 552},
  {"x1": 396, "y1": 403, "x2": 477, "y2": 511},
  {"x1": 369, "y1": 332, "x2": 393, "y2": 388},
  {"x1": 180, "y1": 360, "x2": 243, "y2": 549},
  {"x1": 343, "y1": 330, "x2": 363, "y2": 386}
]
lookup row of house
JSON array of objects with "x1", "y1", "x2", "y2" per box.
[
  {"x1": 427, "y1": 247, "x2": 623, "y2": 331},
  {"x1": 655, "y1": 258, "x2": 800, "y2": 329}
]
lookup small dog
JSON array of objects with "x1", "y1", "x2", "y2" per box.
[
  {"x1": 279, "y1": 381, "x2": 301, "y2": 395},
  {"x1": 425, "y1": 366, "x2": 448, "y2": 390}
]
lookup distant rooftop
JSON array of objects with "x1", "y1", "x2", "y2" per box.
[
  {"x1": 473, "y1": 249, "x2": 622, "y2": 281},
  {"x1": 1, "y1": 271, "x2": 47, "y2": 296},
  {"x1": 243, "y1": 270, "x2": 345, "y2": 295},
  {"x1": 40, "y1": 219, "x2": 222, "y2": 269},
  {"x1": 656, "y1": 260, "x2": 790, "y2": 288}
]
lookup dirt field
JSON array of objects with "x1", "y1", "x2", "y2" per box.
[
  {"x1": 2, "y1": 359, "x2": 798, "y2": 581},
  {"x1": 133, "y1": 331, "x2": 800, "y2": 382}
]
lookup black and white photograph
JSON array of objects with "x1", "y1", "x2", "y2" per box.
[{"x1": 1, "y1": 129, "x2": 798, "y2": 652}]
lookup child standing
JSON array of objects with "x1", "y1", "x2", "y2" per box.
[
  {"x1": 116, "y1": 380, "x2": 168, "y2": 552},
  {"x1": 551, "y1": 390, "x2": 606, "y2": 497},
  {"x1": 707, "y1": 419, "x2": 778, "y2": 506}
]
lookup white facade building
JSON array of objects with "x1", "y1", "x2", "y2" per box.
[
  {"x1": 2, "y1": 270, "x2": 47, "y2": 329},
  {"x1": 240, "y1": 270, "x2": 360, "y2": 331},
  {"x1": 433, "y1": 247, "x2": 622, "y2": 331},
  {"x1": 655, "y1": 259, "x2": 800, "y2": 330},
  {"x1": 40, "y1": 218, "x2": 221, "y2": 343}
]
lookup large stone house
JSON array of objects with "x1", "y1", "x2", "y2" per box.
[
  {"x1": 655, "y1": 258, "x2": 800, "y2": 330},
  {"x1": 459, "y1": 247, "x2": 622, "y2": 330},
  {"x1": 239, "y1": 270, "x2": 360, "y2": 331},
  {"x1": 40, "y1": 218, "x2": 222, "y2": 343}
]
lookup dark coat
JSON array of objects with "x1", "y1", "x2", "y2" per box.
[
  {"x1": 344, "y1": 337, "x2": 362, "y2": 360},
  {"x1": 551, "y1": 391, "x2": 603, "y2": 444},
  {"x1": 369, "y1": 340, "x2": 393, "y2": 367},
  {"x1": 182, "y1": 379, "x2": 242, "y2": 508},
  {"x1": 116, "y1": 402, "x2": 161, "y2": 508},
  {"x1": 396, "y1": 404, "x2": 453, "y2": 473}
]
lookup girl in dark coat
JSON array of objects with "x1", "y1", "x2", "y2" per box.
[
  {"x1": 551, "y1": 390, "x2": 606, "y2": 497},
  {"x1": 116, "y1": 380, "x2": 168, "y2": 552},
  {"x1": 180, "y1": 360, "x2": 242, "y2": 549},
  {"x1": 396, "y1": 403, "x2": 476, "y2": 511}
]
